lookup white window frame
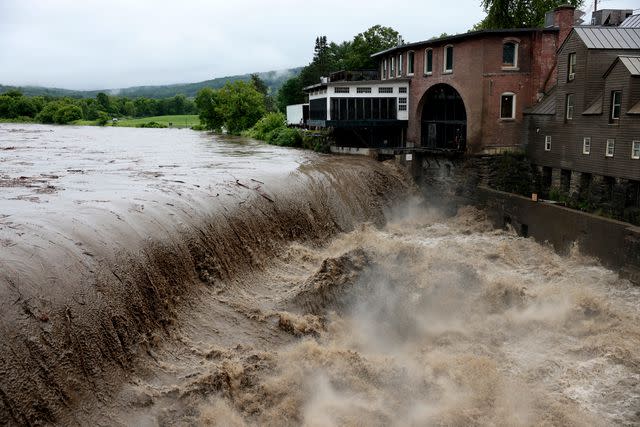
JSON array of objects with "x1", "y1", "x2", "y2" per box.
[
  {"x1": 500, "y1": 92, "x2": 516, "y2": 119},
  {"x1": 565, "y1": 93, "x2": 574, "y2": 121},
  {"x1": 545, "y1": 136, "x2": 551, "y2": 151},
  {"x1": 502, "y1": 41, "x2": 519, "y2": 70},
  {"x1": 407, "y1": 51, "x2": 414, "y2": 75},
  {"x1": 443, "y1": 45, "x2": 453, "y2": 73},
  {"x1": 424, "y1": 48, "x2": 433, "y2": 75},
  {"x1": 632, "y1": 140, "x2": 640, "y2": 159},
  {"x1": 397, "y1": 53, "x2": 402, "y2": 77},
  {"x1": 583, "y1": 137, "x2": 591, "y2": 155},
  {"x1": 611, "y1": 91, "x2": 621, "y2": 121},
  {"x1": 390, "y1": 56, "x2": 395, "y2": 79},
  {"x1": 568, "y1": 52, "x2": 576, "y2": 81},
  {"x1": 606, "y1": 139, "x2": 615, "y2": 157},
  {"x1": 382, "y1": 59, "x2": 387, "y2": 80}
]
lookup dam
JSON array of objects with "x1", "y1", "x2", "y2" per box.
[{"x1": 1, "y1": 124, "x2": 639, "y2": 426}]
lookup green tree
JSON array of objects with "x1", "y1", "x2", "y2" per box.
[
  {"x1": 216, "y1": 80, "x2": 266, "y2": 134},
  {"x1": 96, "y1": 92, "x2": 110, "y2": 112},
  {"x1": 345, "y1": 25, "x2": 401, "y2": 69},
  {"x1": 475, "y1": 0, "x2": 582, "y2": 29},
  {"x1": 251, "y1": 73, "x2": 276, "y2": 112},
  {"x1": 195, "y1": 87, "x2": 224, "y2": 131},
  {"x1": 0, "y1": 95, "x2": 17, "y2": 118},
  {"x1": 54, "y1": 104, "x2": 83, "y2": 124},
  {"x1": 276, "y1": 76, "x2": 305, "y2": 112}
]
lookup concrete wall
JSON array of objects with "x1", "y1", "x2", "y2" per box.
[{"x1": 476, "y1": 186, "x2": 640, "y2": 282}]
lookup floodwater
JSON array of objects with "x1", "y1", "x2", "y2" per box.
[{"x1": 1, "y1": 124, "x2": 639, "y2": 426}]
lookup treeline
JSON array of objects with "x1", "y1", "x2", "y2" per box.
[
  {"x1": 0, "y1": 89, "x2": 197, "y2": 124},
  {"x1": 275, "y1": 25, "x2": 401, "y2": 111}
]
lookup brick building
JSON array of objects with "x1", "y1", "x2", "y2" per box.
[{"x1": 370, "y1": 6, "x2": 576, "y2": 154}]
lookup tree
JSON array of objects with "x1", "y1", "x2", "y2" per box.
[
  {"x1": 475, "y1": 0, "x2": 583, "y2": 29},
  {"x1": 96, "y1": 92, "x2": 110, "y2": 112},
  {"x1": 195, "y1": 87, "x2": 224, "y2": 131},
  {"x1": 216, "y1": 80, "x2": 266, "y2": 134},
  {"x1": 54, "y1": 105, "x2": 83, "y2": 124},
  {"x1": 276, "y1": 76, "x2": 305, "y2": 112},
  {"x1": 346, "y1": 25, "x2": 401, "y2": 69},
  {"x1": 251, "y1": 73, "x2": 276, "y2": 112}
]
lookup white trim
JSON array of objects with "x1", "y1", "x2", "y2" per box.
[
  {"x1": 565, "y1": 93, "x2": 574, "y2": 120},
  {"x1": 390, "y1": 56, "x2": 395, "y2": 79},
  {"x1": 443, "y1": 45, "x2": 453, "y2": 73},
  {"x1": 568, "y1": 52, "x2": 576, "y2": 81},
  {"x1": 545, "y1": 135, "x2": 551, "y2": 151},
  {"x1": 632, "y1": 140, "x2": 640, "y2": 159},
  {"x1": 407, "y1": 50, "x2": 415, "y2": 76},
  {"x1": 606, "y1": 139, "x2": 615, "y2": 157},
  {"x1": 500, "y1": 92, "x2": 516, "y2": 119},
  {"x1": 501, "y1": 41, "x2": 519, "y2": 70},
  {"x1": 583, "y1": 137, "x2": 591, "y2": 155},
  {"x1": 397, "y1": 53, "x2": 402, "y2": 77},
  {"x1": 424, "y1": 48, "x2": 433, "y2": 75}
]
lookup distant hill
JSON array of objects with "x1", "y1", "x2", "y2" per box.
[{"x1": 0, "y1": 67, "x2": 303, "y2": 99}]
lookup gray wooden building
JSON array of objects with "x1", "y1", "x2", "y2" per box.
[{"x1": 524, "y1": 25, "x2": 640, "y2": 209}]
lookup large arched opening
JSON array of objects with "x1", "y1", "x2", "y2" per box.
[{"x1": 420, "y1": 84, "x2": 466, "y2": 151}]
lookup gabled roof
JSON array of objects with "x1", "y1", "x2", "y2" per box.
[
  {"x1": 620, "y1": 14, "x2": 640, "y2": 28},
  {"x1": 582, "y1": 95, "x2": 603, "y2": 115},
  {"x1": 523, "y1": 88, "x2": 556, "y2": 115},
  {"x1": 603, "y1": 55, "x2": 640, "y2": 78},
  {"x1": 572, "y1": 26, "x2": 640, "y2": 49}
]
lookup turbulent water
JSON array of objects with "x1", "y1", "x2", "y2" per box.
[{"x1": 1, "y1": 125, "x2": 639, "y2": 426}]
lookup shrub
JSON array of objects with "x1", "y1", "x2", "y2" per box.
[
  {"x1": 270, "y1": 127, "x2": 302, "y2": 147},
  {"x1": 97, "y1": 111, "x2": 110, "y2": 126},
  {"x1": 244, "y1": 112, "x2": 286, "y2": 141},
  {"x1": 137, "y1": 121, "x2": 167, "y2": 128}
]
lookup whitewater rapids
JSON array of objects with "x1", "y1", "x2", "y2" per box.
[{"x1": 0, "y1": 124, "x2": 638, "y2": 426}]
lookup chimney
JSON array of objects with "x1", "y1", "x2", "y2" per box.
[{"x1": 554, "y1": 5, "x2": 576, "y2": 47}]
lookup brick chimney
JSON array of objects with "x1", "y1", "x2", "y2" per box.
[{"x1": 554, "y1": 5, "x2": 576, "y2": 47}]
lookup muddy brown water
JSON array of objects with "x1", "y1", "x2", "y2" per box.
[{"x1": 1, "y1": 124, "x2": 639, "y2": 426}]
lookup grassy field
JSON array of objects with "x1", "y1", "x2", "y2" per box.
[{"x1": 72, "y1": 114, "x2": 200, "y2": 128}]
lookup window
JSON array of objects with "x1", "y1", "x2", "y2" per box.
[
  {"x1": 565, "y1": 94, "x2": 574, "y2": 121},
  {"x1": 397, "y1": 53, "x2": 402, "y2": 77},
  {"x1": 611, "y1": 91, "x2": 621, "y2": 122},
  {"x1": 425, "y1": 49, "x2": 433, "y2": 75},
  {"x1": 444, "y1": 45, "x2": 453, "y2": 72},
  {"x1": 500, "y1": 93, "x2": 515, "y2": 119},
  {"x1": 502, "y1": 42, "x2": 518, "y2": 68},
  {"x1": 407, "y1": 51, "x2": 415, "y2": 75},
  {"x1": 398, "y1": 97, "x2": 407, "y2": 111},
  {"x1": 606, "y1": 139, "x2": 615, "y2": 157},
  {"x1": 356, "y1": 87, "x2": 372, "y2": 94},
  {"x1": 382, "y1": 59, "x2": 387, "y2": 80},
  {"x1": 378, "y1": 87, "x2": 393, "y2": 94},
  {"x1": 568, "y1": 53, "x2": 576, "y2": 81},
  {"x1": 390, "y1": 56, "x2": 395, "y2": 78},
  {"x1": 633, "y1": 141, "x2": 640, "y2": 159},
  {"x1": 583, "y1": 137, "x2": 591, "y2": 155},
  {"x1": 398, "y1": 87, "x2": 407, "y2": 93},
  {"x1": 545, "y1": 136, "x2": 551, "y2": 151},
  {"x1": 334, "y1": 87, "x2": 349, "y2": 93}
]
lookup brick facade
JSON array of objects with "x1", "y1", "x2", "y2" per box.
[{"x1": 372, "y1": 6, "x2": 575, "y2": 154}]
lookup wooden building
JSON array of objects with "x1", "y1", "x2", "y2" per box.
[{"x1": 524, "y1": 25, "x2": 640, "y2": 203}]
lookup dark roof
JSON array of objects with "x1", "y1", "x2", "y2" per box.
[
  {"x1": 524, "y1": 89, "x2": 556, "y2": 115},
  {"x1": 629, "y1": 100, "x2": 640, "y2": 114},
  {"x1": 371, "y1": 28, "x2": 552, "y2": 58},
  {"x1": 573, "y1": 26, "x2": 640, "y2": 49},
  {"x1": 620, "y1": 14, "x2": 640, "y2": 28},
  {"x1": 582, "y1": 95, "x2": 603, "y2": 115}
]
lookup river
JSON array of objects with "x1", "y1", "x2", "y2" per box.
[{"x1": 0, "y1": 124, "x2": 639, "y2": 426}]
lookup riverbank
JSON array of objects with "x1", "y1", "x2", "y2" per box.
[{"x1": 0, "y1": 114, "x2": 200, "y2": 129}]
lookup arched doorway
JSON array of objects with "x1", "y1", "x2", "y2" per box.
[{"x1": 421, "y1": 84, "x2": 466, "y2": 151}]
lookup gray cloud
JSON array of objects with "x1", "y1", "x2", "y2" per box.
[{"x1": 0, "y1": 0, "x2": 637, "y2": 90}]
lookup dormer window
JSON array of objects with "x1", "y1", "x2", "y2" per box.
[
  {"x1": 610, "y1": 91, "x2": 621, "y2": 122},
  {"x1": 568, "y1": 53, "x2": 576, "y2": 81},
  {"x1": 444, "y1": 45, "x2": 453, "y2": 73},
  {"x1": 502, "y1": 42, "x2": 518, "y2": 68}
]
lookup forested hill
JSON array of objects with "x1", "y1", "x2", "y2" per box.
[{"x1": 0, "y1": 67, "x2": 303, "y2": 99}]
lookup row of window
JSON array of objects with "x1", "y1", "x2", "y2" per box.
[
  {"x1": 381, "y1": 41, "x2": 519, "y2": 80},
  {"x1": 544, "y1": 136, "x2": 640, "y2": 159},
  {"x1": 564, "y1": 90, "x2": 623, "y2": 122},
  {"x1": 333, "y1": 87, "x2": 398, "y2": 94}
]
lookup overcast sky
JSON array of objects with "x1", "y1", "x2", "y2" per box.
[{"x1": 0, "y1": 0, "x2": 638, "y2": 90}]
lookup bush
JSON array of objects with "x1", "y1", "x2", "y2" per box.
[
  {"x1": 137, "y1": 121, "x2": 167, "y2": 128},
  {"x1": 245, "y1": 112, "x2": 286, "y2": 141},
  {"x1": 96, "y1": 111, "x2": 110, "y2": 126}
]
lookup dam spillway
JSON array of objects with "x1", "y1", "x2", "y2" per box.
[{"x1": 0, "y1": 124, "x2": 638, "y2": 426}]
